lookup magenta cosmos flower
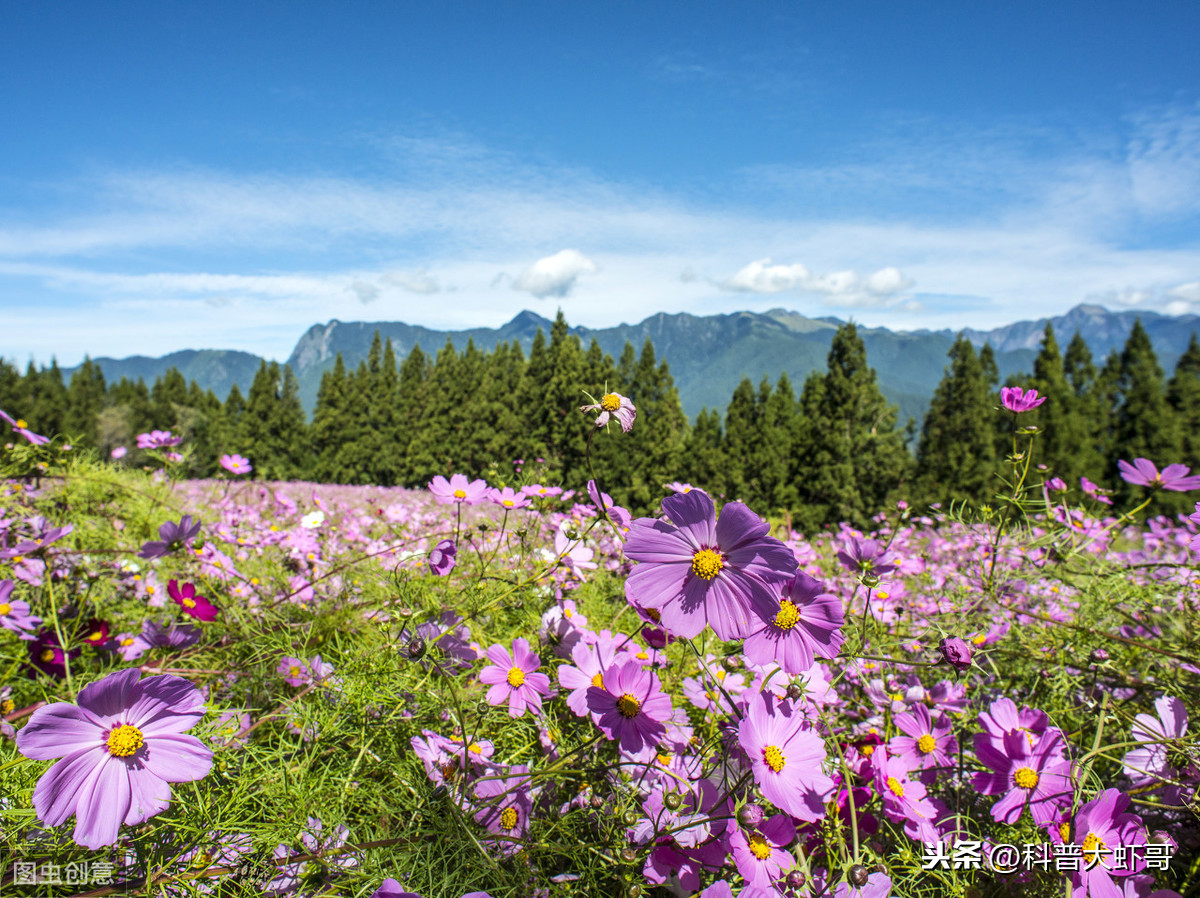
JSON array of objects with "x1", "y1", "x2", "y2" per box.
[
  {"x1": 219, "y1": 453, "x2": 253, "y2": 475},
  {"x1": 136, "y1": 429, "x2": 183, "y2": 449},
  {"x1": 737, "y1": 691, "x2": 832, "y2": 822},
  {"x1": 973, "y1": 727, "x2": 1072, "y2": 825},
  {"x1": 428, "y1": 473, "x2": 488, "y2": 505},
  {"x1": 488, "y1": 486, "x2": 529, "y2": 510},
  {"x1": 15, "y1": 668, "x2": 212, "y2": 849},
  {"x1": 1000, "y1": 386, "x2": 1046, "y2": 413},
  {"x1": 479, "y1": 638, "x2": 552, "y2": 718},
  {"x1": 428, "y1": 539, "x2": 457, "y2": 577},
  {"x1": 580, "y1": 391, "x2": 636, "y2": 432},
  {"x1": 168, "y1": 579, "x2": 219, "y2": 621},
  {"x1": 1117, "y1": 457, "x2": 1200, "y2": 492},
  {"x1": 743, "y1": 572, "x2": 844, "y2": 675},
  {"x1": 624, "y1": 489, "x2": 798, "y2": 641},
  {"x1": 1068, "y1": 789, "x2": 1150, "y2": 898},
  {"x1": 586, "y1": 659, "x2": 673, "y2": 753}
]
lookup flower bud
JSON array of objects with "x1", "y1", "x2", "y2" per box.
[
  {"x1": 938, "y1": 636, "x2": 974, "y2": 672},
  {"x1": 786, "y1": 683, "x2": 806, "y2": 701},
  {"x1": 620, "y1": 847, "x2": 639, "y2": 864},
  {"x1": 663, "y1": 792, "x2": 684, "y2": 811},
  {"x1": 849, "y1": 864, "x2": 869, "y2": 887},
  {"x1": 406, "y1": 638, "x2": 426, "y2": 660},
  {"x1": 737, "y1": 803, "x2": 765, "y2": 828},
  {"x1": 785, "y1": 871, "x2": 807, "y2": 888}
]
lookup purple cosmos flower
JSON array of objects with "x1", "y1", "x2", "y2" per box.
[
  {"x1": 974, "y1": 727, "x2": 1072, "y2": 825},
  {"x1": 556, "y1": 632, "x2": 624, "y2": 717},
  {"x1": 580, "y1": 391, "x2": 636, "y2": 432},
  {"x1": 470, "y1": 764, "x2": 534, "y2": 856},
  {"x1": 428, "y1": 473, "x2": 488, "y2": 505},
  {"x1": 728, "y1": 812, "x2": 796, "y2": 891},
  {"x1": 890, "y1": 703, "x2": 958, "y2": 777},
  {"x1": 1122, "y1": 695, "x2": 1196, "y2": 805},
  {"x1": 110, "y1": 631, "x2": 151, "y2": 661},
  {"x1": 873, "y1": 748, "x2": 943, "y2": 843},
  {"x1": 488, "y1": 486, "x2": 529, "y2": 510},
  {"x1": 428, "y1": 539, "x2": 457, "y2": 576},
  {"x1": 0, "y1": 578, "x2": 42, "y2": 639},
  {"x1": 737, "y1": 690, "x2": 832, "y2": 822},
  {"x1": 975, "y1": 696, "x2": 1050, "y2": 755},
  {"x1": 27, "y1": 628, "x2": 80, "y2": 679},
  {"x1": 138, "y1": 515, "x2": 202, "y2": 560},
  {"x1": 136, "y1": 429, "x2": 182, "y2": 449},
  {"x1": 836, "y1": 535, "x2": 897, "y2": 578},
  {"x1": 0, "y1": 409, "x2": 50, "y2": 444},
  {"x1": 1081, "y1": 476, "x2": 1114, "y2": 505},
  {"x1": 110, "y1": 445, "x2": 128, "y2": 459},
  {"x1": 168, "y1": 579, "x2": 219, "y2": 621},
  {"x1": 743, "y1": 572, "x2": 844, "y2": 676},
  {"x1": 369, "y1": 879, "x2": 426, "y2": 898},
  {"x1": 1117, "y1": 458, "x2": 1200, "y2": 492},
  {"x1": 1000, "y1": 386, "x2": 1047, "y2": 413},
  {"x1": 219, "y1": 453, "x2": 253, "y2": 475},
  {"x1": 478, "y1": 638, "x2": 552, "y2": 718},
  {"x1": 586, "y1": 659, "x2": 673, "y2": 753},
  {"x1": 140, "y1": 618, "x2": 201, "y2": 650},
  {"x1": 15, "y1": 667, "x2": 212, "y2": 849},
  {"x1": 1067, "y1": 789, "x2": 1149, "y2": 897},
  {"x1": 624, "y1": 489, "x2": 798, "y2": 641},
  {"x1": 587, "y1": 479, "x2": 632, "y2": 530},
  {"x1": 938, "y1": 637, "x2": 974, "y2": 672}
]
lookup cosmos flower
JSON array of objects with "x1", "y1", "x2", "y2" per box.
[
  {"x1": 168, "y1": 579, "x2": 219, "y2": 621},
  {"x1": 973, "y1": 727, "x2": 1073, "y2": 825},
  {"x1": 0, "y1": 409, "x2": 50, "y2": 445},
  {"x1": 219, "y1": 453, "x2": 253, "y2": 475},
  {"x1": 580, "y1": 391, "x2": 636, "y2": 432},
  {"x1": 743, "y1": 572, "x2": 844, "y2": 675},
  {"x1": 15, "y1": 667, "x2": 212, "y2": 849},
  {"x1": 836, "y1": 536, "x2": 897, "y2": 578},
  {"x1": 736, "y1": 690, "x2": 832, "y2": 822},
  {"x1": 586, "y1": 659, "x2": 673, "y2": 753},
  {"x1": 479, "y1": 638, "x2": 552, "y2": 718},
  {"x1": 1117, "y1": 458, "x2": 1200, "y2": 492},
  {"x1": 428, "y1": 539, "x2": 457, "y2": 577},
  {"x1": 1000, "y1": 386, "x2": 1047, "y2": 413},
  {"x1": 488, "y1": 486, "x2": 529, "y2": 510},
  {"x1": 938, "y1": 637, "x2": 974, "y2": 672},
  {"x1": 624, "y1": 489, "x2": 797, "y2": 641},
  {"x1": 136, "y1": 430, "x2": 183, "y2": 449},
  {"x1": 428, "y1": 473, "x2": 488, "y2": 505},
  {"x1": 138, "y1": 515, "x2": 202, "y2": 560},
  {"x1": 0, "y1": 578, "x2": 42, "y2": 639},
  {"x1": 1067, "y1": 789, "x2": 1150, "y2": 897}
]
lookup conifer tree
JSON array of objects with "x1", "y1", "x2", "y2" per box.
[
  {"x1": 682, "y1": 407, "x2": 726, "y2": 497},
  {"x1": 798, "y1": 323, "x2": 910, "y2": 530},
  {"x1": 151, "y1": 368, "x2": 189, "y2": 431},
  {"x1": 1113, "y1": 320, "x2": 1182, "y2": 507},
  {"x1": 915, "y1": 335, "x2": 997, "y2": 507},
  {"x1": 1029, "y1": 324, "x2": 1091, "y2": 483},
  {"x1": 239, "y1": 362, "x2": 308, "y2": 480},
  {"x1": 310, "y1": 355, "x2": 351, "y2": 482},
  {"x1": 1062, "y1": 332, "x2": 1106, "y2": 482},
  {"x1": 759, "y1": 373, "x2": 800, "y2": 512},
  {"x1": 623, "y1": 339, "x2": 688, "y2": 511},
  {"x1": 393, "y1": 343, "x2": 430, "y2": 485},
  {"x1": 369, "y1": 336, "x2": 401, "y2": 484},
  {"x1": 66, "y1": 357, "x2": 107, "y2": 446},
  {"x1": 22, "y1": 361, "x2": 68, "y2": 438},
  {"x1": 721, "y1": 377, "x2": 758, "y2": 502},
  {"x1": 1167, "y1": 335, "x2": 1200, "y2": 474}
]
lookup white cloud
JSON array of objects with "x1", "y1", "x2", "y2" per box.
[
  {"x1": 511, "y1": 249, "x2": 597, "y2": 298},
  {"x1": 348, "y1": 280, "x2": 380, "y2": 304},
  {"x1": 720, "y1": 259, "x2": 913, "y2": 307},
  {"x1": 382, "y1": 268, "x2": 441, "y2": 294},
  {"x1": 1167, "y1": 281, "x2": 1200, "y2": 303}
]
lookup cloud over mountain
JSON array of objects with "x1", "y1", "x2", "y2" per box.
[{"x1": 511, "y1": 249, "x2": 597, "y2": 298}]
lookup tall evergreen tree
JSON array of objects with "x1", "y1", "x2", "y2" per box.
[
  {"x1": 914, "y1": 335, "x2": 997, "y2": 507},
  {"x1": 310, "y1": 355, "x2": 351, "y2": 481},
  {"x1": 1113, "y1": 320, "x2": 1182, "y2": 507},
  {"x1": 1167, "y1": 335, "x2": 1200, "y2": 475},
  {"x1": 1029, "y1": 324, "x2": 1091, "y2": 483},
  {"x1": 721, "y1": 377, "x2": 758, "y2": 502},
  {"x1": 623, "y1": 339, "x2": 688, "y2": 511},
  {"x1": 65, "y1": 357, "x2": 107, "y2": 446},
  {"x1": 682, "y1": 407, "x2": 725, "y2": 497}
]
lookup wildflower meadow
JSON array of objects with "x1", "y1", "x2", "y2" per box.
[{"x1": 0, "y1": 388, "x2": 1198, "y2": 898}]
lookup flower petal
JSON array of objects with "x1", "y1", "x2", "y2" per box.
[
  {"x1": 140, "y1": 733, "x2": 213, "y2": 784},
  {"x1": 17, "y1": 704, "x2": 103, "y2": 759}
]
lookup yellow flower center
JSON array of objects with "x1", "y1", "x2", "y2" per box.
[
  {"x1": 600, "y1": 393, "x2": 622, "y2": 412},
  {"x1": 691, "y1": 549, "x2": 724, "y2": 580},
  {"x1": 40, "y1": 649, "x2": 56, "y2": 662},
  {"x1": 120, "y1": 637, "x2": 135, "y2": 646},
  {"x1": 1, "y1": 698, "x2": 13, "y2": 714},
  {"x1": 563, "y1": 608, "x2": 573, "y2": 618},
  {"x1": 454, "y1": 489, "x2": 466, "y2": 499},
  {"x1": 1014, "y1": 767, "x2": 1039, "y2": 789},
  {"x1": 773, "y1": 599, "x2": 801, "y2": 630},
  {"x1": 1059, "y1": 822, "x2": 1071, "y2": 842},
  {"x1": 468, "y1": 743, "x2": 483, "y2": 754},
  {"x1": 500, "y1": 807, "x2": 519, "y2": 831},
  {"x1": 1082, "y1": 832, "x2": 1106, "y2": 865},
  {"x1": 972, "y1": 634, "x2": 987, "y2": 645},
  {"x1": 85, "y1": 632, "x2": 103, "y2": 643},
  {"x1": 147, "y1": 585, "x2": 156, "y2": 594},
  {"x1": 876, "y1": 591, "x2": 890, "y2": 600},
  {"x1": 763, "y1": 745, "x2": 786, "y2": 772},
  {"x1": 106, "y1": 724, "x2": 145, "y2": 757},
  {"x1": 183, "y1": 598, "x2": 196, "y2": 608},
  {"x1": 502, "y1": 499, "x2": 514, "y2": 508},
  {"x1": 16, "y1": 419, "x2": 27, "y2": 428},
  {"x1": 591, "y1": 672, "x2": 604, "y2": 688},
  {"x1": 886, "y1": 776, "x2": 905, "y2": 798},
  {"x1": 0, "y1": 603, "x2": 10, "y2": 615},
  {"x1": 506, "y1": 667, "x2": 526, "y2": 687},
  {"x1": 748, "y1": 833, "x2": 772, "y2": 860},
  {"x1": 917, "y1": 734, "x2": 936, "y2": 754},
  {"x1": 191, "y1": 851, "x2": 213, "y2": 870},
  {"x1": 288, "y1": 665, "x2": 301, "y2": 677},
  {"x1": 616, "y1": 693, "x2": 641, "y2": 718},
  {"x1": 861, "y1": 744, "x2": 875, "y2": 756}
]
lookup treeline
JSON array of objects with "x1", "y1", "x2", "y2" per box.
[{"x1": 3, "y1": 312, "x2": 1199, "y2": 528}]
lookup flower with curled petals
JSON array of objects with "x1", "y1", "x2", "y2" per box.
[
  {"x1": 623, "y1": 489, "x2": 797, "y2": 641},
  {"x1": 15, "y1": 667, "x2": 211, "y2": 849}
]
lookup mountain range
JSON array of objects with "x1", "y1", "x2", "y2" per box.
[{"x1": 52, "y1": 304, "x2": 1200, "y2": 428}]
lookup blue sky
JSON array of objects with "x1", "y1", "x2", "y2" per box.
[{"x1": 3, "y1": 1, "x2": 1200, "y2": 366}]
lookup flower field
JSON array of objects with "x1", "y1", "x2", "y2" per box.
[{"x1": 0, "y1": 404, "x2": 1198, "y2": 898}]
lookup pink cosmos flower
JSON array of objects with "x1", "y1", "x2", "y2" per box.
[
  {"x1": 743, "y1": 572, "x2": 844, "y2": 675},
  {"x1": 0, "y1": 578, "x2": 42, "y2": 639},
  {"x1": 1117, "y1": 458, "x2": 1200, "y2": 492},
  {"x1": 428, "y1": 539, "x2": 457, "y2": 577},
  {"x1": 1000, "y1": 386, "x2": 1047, "y2": 413},
  {"x1": 974, "y1": 727, "x2": 1072, "y2": 825},
  {"x1": 556, "y1": 632, "x2": 626, "y2": 718},
  {"x1": 890, "y1": 703, "x2": 958, "y2": 777},
  {"x1": 737, "y1": 691, "x2": 832, "y2": 822},
  {"x1": 110, "y1": 446, "x2": 127, "y2": 459},
  {"x1": 1122, "y1": 695, "x2": 1196, "y2": 805},
  {"x1": 586, "y1": 659, "x2": 673, "y2": 753},
  {"x1": 168, "y1": 579, "x2": 219, "y2": 621},
  {"x1": 428, "y1": 473, "x2": 488, "y2": 505},
  {"x1": 1067, "y1": 789, "x2": 1150, "y2": 898},
  {"x1": 219, "y1": 453, "x2": 253, "y2": 475},
  {"x1": 624, "y1": 489, "x2": 798, "y2": 641},
  {"x1": 470, "y1": 764, "x2": 534, "y2": 856},
  {"x1": 488, "y1": 486, "x2": 529, "y2": 510},
  {"x1": 15, "y1": 668, "x2": 212, "y2": 849},
  {"x1": 580, "y1": 391, "x2": 637, "y2": 432},
  {"x1": 136, "y1": 429, "x2": 183, "y2": 449},
  {"x1": 728, "y1": 812, "x2": 796, "y2": 891},
  {"x1": 479, "y1": 638, "x2": 552, "y2": 718},
  {"x1": 873, "y1": 748, "x2": 943, "y2": 843},
  {"x1": 0, "y1": 409, "x2": 50, "y2": 445}
]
